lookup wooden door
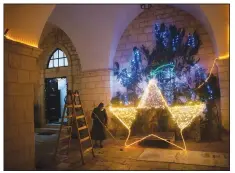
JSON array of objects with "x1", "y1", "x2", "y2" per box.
[{"x1": 45, "y1": 78, "x2": 61, "y2": 123}]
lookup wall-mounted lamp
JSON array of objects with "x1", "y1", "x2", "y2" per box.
[{"x1": 140, "y1": 4, "x2": 152, "y2": 9}]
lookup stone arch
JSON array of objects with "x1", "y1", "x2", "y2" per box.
[
  {"x1": 111, "y1": 4, "x2": 218, "y2": 96},
  {"x1": 36, "y1": 23, "x2": 81, "y2": 126}
]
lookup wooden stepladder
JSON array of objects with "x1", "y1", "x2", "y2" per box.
[{"x1": 54, "y1": 90, "x2": 95, "y2": 164}]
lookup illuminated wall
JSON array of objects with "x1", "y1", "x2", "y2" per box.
[
  {"x1": 4, "y1": 4, "x2": 55, "y2": 47},
  {"x1": 4, "y1": 38, "x2": 42, "y2": 170},
  {"x1": 4, "y1": 4, "x2": 229, "y2": 71}
]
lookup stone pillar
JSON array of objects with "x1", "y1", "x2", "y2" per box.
[
  {"x1": 75, "y1": 69, "x2": 112, "y2": 130},
  {"x1": 216, "y1": 58, "x2": 229, "y2": 131},
  {"x1": 4, "y1": 39, "x2": 42, "y2": 170}
]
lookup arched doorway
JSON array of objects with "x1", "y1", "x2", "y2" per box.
[
  {"x1": 44, "y1": 48, "x2": 68, "y2": 123},
  {"x1": 37, "y1": 25, "x2": 81, "y2": 127}
]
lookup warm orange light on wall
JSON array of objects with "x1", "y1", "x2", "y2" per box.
[
  {"x1": 196, "y1": 53, "x2": 229, "y2": 89},
  {"x1": 218, "y1": 54, "x2": 229, "y2": 60},
  {"x1": 5, "y1": 34, "x2": 38, "y2": 48}
]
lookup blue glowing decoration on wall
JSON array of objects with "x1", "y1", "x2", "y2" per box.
[{"x1": 112, "y1": 22, "x2": 216, "y2": 105}]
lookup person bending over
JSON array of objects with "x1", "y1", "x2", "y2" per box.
[{"x1": 91, "y1": 103, "x2": 108, "y2": 148}]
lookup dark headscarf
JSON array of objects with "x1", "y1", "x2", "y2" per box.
[{"x1": 98, "y1": 102, "x2": 104, "y2": 109}]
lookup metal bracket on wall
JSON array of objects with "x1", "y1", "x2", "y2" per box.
[
  {"x1": 4, "y1": 28, "x2": 9, "y2": 36},
  {"x1": 140, "y1": 4, "x2": 152, "y2": 9}
]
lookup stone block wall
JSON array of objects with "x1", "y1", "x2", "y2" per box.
[
  {"x1": 73, "y1": 69, "x2": 112, "y2": 129},
  {"x1": 216, "y1": 59, "x2": 230, "y2": 131},
  {"x1": 4, "y1": 39, "x2": 42, "y2": 170},
  {"x1": 37, "y1": 24, "x2": 112, "y2": 128}
]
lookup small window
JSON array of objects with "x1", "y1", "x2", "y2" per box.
[{"x1": 47, "y1": 49, "x2": 68, "y2": 68}]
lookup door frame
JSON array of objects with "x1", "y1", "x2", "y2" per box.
[{"x1": 44, "y1": 76, "x2": 68, "y2": 124}]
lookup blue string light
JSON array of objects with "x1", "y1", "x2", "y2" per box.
[
  {"x1": 149, "y1": 63, "x2": 214, "y2": 103},
  {"x1": 114, "y1": 23, "x2": 210, "y2": 105},
  {"x1": 116, "y1": 47, "x2": 143, "y2": 104},
  {"x1": 194, "y1": 64, "x2": 213, "y2": 100}
]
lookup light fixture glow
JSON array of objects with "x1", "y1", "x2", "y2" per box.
[
  {"x1": 5, "y1": 35, "x2": 38, "y2": 48},
  {"x1": 218, "y1": 54, "x2": 229, "y2": 60}
]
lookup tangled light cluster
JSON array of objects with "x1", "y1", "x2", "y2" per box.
[
  {"x1": 137, "y1": 79, "x2": 206, "y2": 131},
  {"x1": 168, "y1": 103, "x2": 206, "y2": 130},
  {"x1": 109, "y1": 79, "x2": 207, "y2": 150},
  {"x1": 138, "y1": 79, "x2": 167, "y2": 109},
  {"x1": 109, "y1": 107, "x2": 137, "y2": 129}
]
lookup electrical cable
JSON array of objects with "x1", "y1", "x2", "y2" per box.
[{"x1": 91, "y1": 111, "x2": 124, "y2": 151}]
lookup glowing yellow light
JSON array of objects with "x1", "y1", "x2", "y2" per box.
[
  {"x1": 109, "y1": 107, "x2": 137, "y2": 129},
  {"x1": 110, "y1": 53, "x2": 230, "y2": 150},
  {"x1": 109, "y1": 79, "x2": 208, "y2": 151},
  {"x1": 137, "y1": 79, "x2": 206, "y2": 130},
  {"x1": 138, "y1": 79, "x2": 167, "y2": 109},
  {"x1": 196, "y1": 53, "x2": 229, "y2": 89},
  {"x1": 107, "y1": 108, "x2": 186, "y2": 150},
  {"x1": 5, "y1": 35, "x2": 38, "y2": 48},
  {"x1": 168, "y1": 102, "x2": 206, "y2": 130},
  {"x1": 218, "y1": 54, "x2": 229, "y2": 60}
]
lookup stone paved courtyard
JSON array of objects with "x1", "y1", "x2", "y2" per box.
[{"x1": 35, "y1": 130, "x2": 229, "y2": 171}]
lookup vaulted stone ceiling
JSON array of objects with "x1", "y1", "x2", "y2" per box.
[{"x1": 4, "y1": 4, "x2": 229, "y2": 71}]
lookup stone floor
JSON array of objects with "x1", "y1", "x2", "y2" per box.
[{"x1": 35, "y1": 131, "x2": 230, "y2": 171}]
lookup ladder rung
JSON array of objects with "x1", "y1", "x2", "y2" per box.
[
  {"x1": 80, "y1": 136, "x2": 89, "y2": 143},
  {"x1": 78, "y1": 126, "x2": 87, "y2": 131},
  {"x1": 66, "y1": 104, "x2": 82, "y2": 108},
  {"x1": 59, "y1": 145, "x2": 68, "y2": 151},
  {"x1": 84, "y1": 147, "x2": 92, "y2": 153},
  {"x1": 66, "y1": 105, "x2": 73, "y2": 108},
  {"x1": 60, "y1": 135, "x2": 71, "y2": 141},
  {"x1": 76, "y1": 115, "x2": 85, "y2": 119},
  {"x1": 62, "y1": 125, "x2": 72, "y2": 129},
  {"x1": 74, "y1": 105, "x2": 82, "y2": 108},
  {"x1": 64, "y1": 115, "x2": 72, "y2": 118}
]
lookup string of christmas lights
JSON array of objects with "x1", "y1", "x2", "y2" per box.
[
  {"x1": 149, "y1": 64, "x2": 175, "y2": 78},
  {"x1": 110, "y1": 79, "x2": 206, "y2": 151},
  {"x1": 109, "y1": 106, "x2": 186, "y2": 151},
  {"x1": 111, "y1": 22, "x2": 228, "y2": 151},
  {"x1": 5, "y1": 34, "x2": 38, "y2": 48},
  {"x1": 168, "y1": 102, "x2": 206, "y2": 130},
  {"x1": 137, "y1": 79, "x2": 167, "y2": 109},
  {"x1": 109, "y1": 107, "x2": 137, "y2": 129}
]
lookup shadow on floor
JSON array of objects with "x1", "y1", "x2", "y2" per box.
[{"x1": 35, "y1": 130, "x2": 230, "y2": 170}]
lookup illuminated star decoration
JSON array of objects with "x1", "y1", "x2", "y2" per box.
[
  {"x1": 109, "y1": 107, "x2": 137, "y2": 129},
  {"x1": 168, "y1": 103, "x2": 206, "y2": 130},
  {"x1": 109, "y1": 79, "x2": 206, "y2": 151},
  {"x1": 138, "y1": 79, "x2": 167, "y2": 109}
]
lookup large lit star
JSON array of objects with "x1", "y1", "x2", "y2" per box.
[
  {"x1": 168, "y1": 103, "x2": 206, "y2": 130},
  {"x1": 109, "y1": 79, "x2": 206, "y2": 150},
  {"x1": 109, "y1": 107, "x2": 137, "y2": 129},
  {"x1": 138, "y1": 79, "x2": 167, "y2": 109}
]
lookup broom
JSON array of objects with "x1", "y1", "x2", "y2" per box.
[{"x1": 91, "y1": 110, "x2": 124, "y2": 151}]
